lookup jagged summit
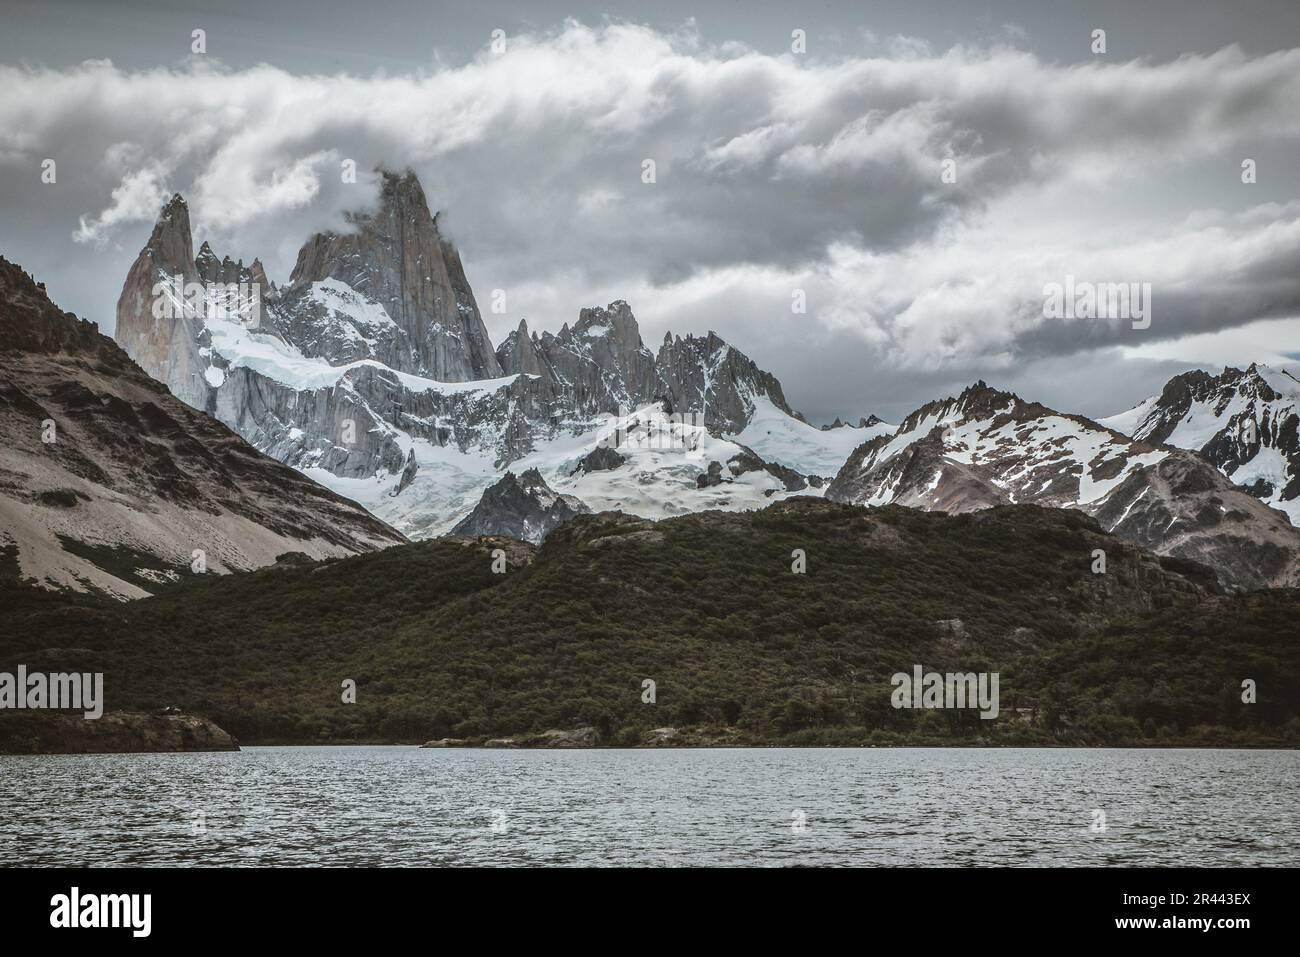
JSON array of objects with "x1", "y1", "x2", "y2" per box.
[
  {"x1": 828, "y1": 379, "x2": 1300, "y2": 590},
  {"x1": 822, "y1": 414, "x2": 884, "y2": 431},
  {"x1": 1, "y1": 255, "x2": 106, "y2": 351},
  {"x1": 284, "y1": 168, "x2": 501, "y2": 380},
  {"x1": 1101, "y1": 362, "x2": 1300, "y2": 526},
  {"x1": 111, "y1": 170, "x2": 880, "y2": 540}
]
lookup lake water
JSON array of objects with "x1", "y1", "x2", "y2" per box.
[{"x1": 1, "y1": 747, "x2": 1295, "y2": 866}]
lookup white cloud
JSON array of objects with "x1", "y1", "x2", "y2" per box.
[{"x1": 73, "y1": 163, "x2": 170, "y2": 245}]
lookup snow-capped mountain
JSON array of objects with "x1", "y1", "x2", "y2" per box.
[
  {"x1": 826, "y1": 382, "x2": 1300, "y2": 591},
  {"x1": 1101, "y1": 364, "x2": 1300, "y2": 526},
  {"x1": 110, "y1": 169, "x2": 1296, "y2": 586},
  {"x1": 0, "y1": 257, "x2": 404, "y2": 599},
  {"x1": 114, "y1": 170, "x2": 876, "y2": 539}
]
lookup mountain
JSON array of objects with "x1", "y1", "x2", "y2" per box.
[
  {"x1": 113, "y1": 170, "x2": 880, "y2": 539},
  {"x1": 0, "y1": 256, "x2": 405, "y2": 599},
  {"x1": 9, "y1": 497, "x2": 1294, "y2": 748},
  {"x1": 450, "y1": 468, "x2": 589, "y2": 544},
  {"x1": 282, "y1": 171, "x2": 502, "y2": 381},
  {"x1": 110, "y1": 171, "x2": 1293, "y2": 579},
  {"x1": 1101, "y1": 364, "x2": 1300, "y2": 526},
  {"x1": 826, "y1": 382, "x2": 1300, "y2": 591}
]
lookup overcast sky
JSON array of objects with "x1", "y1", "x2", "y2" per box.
[{"x1": 2, "y1": 0, "x2": 1299, "y2": 424}]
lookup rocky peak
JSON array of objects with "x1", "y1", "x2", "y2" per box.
[
  {"x1": 141, "y1": 194, "x2": 197, "y2": 279},
  {"x1": 285, "y1": 168, "x2": 502, "y2": 381},
  {"x1": 1, "y1": 256, "x2": 109, "y2": 356},
  {"x1": 516, "y1": 467, "x2": 549, "y2": 490},
  {"x1": 655, "y1": 330, "x2": 801, "y2": 433},
  {"x1": 542, "y1": 301, "x2": 659, "y2": 416},
  {"x1": 114, "y1": 194, "x2": 208, "y2": 409},
  {"x1": 572, "y1": 300, "x2": 647, "y2": 356},
  {"x1": 195, "y1": 240, "x2": 219, "y2": 271},
  {"x1": 1102, "y1": 362, "x2": 1300, "y2": 525},
  {"x1": 450, "y1": 469, "x2": 590, "y2": 544},
  {"x1": 889, "y1": 381, "x2": 1017, "y2": 438},
  {"x1": 823, "y1": 416, "x2": 884, "y2": 431},
  {"x1": 822, "y1": 415, "x2": 883, "y2": 430},
  {"x1": 495, "y1": 317, "x2": 557, "y2": 386},
  {"x1": 194, "y1": 242, "x2": 253, "y2": 285},
  {"x1": 955, "y1": 380, "x2": 1022, "y2": 418},
  {"x1": 248, "y1": 258, "x2": 269, "y2": 290}
]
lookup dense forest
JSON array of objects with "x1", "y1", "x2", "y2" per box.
[{"x1": 2, "y1": 499, "x2": 1296, "y2": 747}]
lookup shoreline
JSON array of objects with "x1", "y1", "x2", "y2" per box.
[{"x1": 6, "y1": 742, "x2": 1297, "y2": 755}]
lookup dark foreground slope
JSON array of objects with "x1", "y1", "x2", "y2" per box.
[
  {"x1": 0, "y1": 256, "x2": 405, "y2": 599},
  {"x1": 1, "y1": 499, "x2": 1295, "y2": 747}
]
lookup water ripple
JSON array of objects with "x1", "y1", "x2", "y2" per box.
[{"x1": 1, "y1": 747, "x2": 1296, "y2": 867}]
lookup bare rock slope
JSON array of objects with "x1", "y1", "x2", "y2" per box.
[{"x1": 0, "y1": 257, "x2": 405, "y2": 599}]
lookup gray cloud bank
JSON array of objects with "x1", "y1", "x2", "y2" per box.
[{"x1": 1, "y1": 21, "x2": 1298, "y2": 423}]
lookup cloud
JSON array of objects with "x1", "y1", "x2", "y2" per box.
[
  {"x1": 1, "y1": 21, "x2": 1299, "y2": 422},
  {"x1": 73, "y1": 162, "x2": 170, "y2": 244}
]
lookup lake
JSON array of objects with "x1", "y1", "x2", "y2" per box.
[{"x1": 1, "y1": 747, "x2": 1295, "y2": 866}]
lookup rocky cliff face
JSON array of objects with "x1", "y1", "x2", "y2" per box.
[
  {"x1": 827, "y1": 382, "x2": 1300, "y2": 591},
  {"x1": 1, "y1": 256, "x2": 405, "y2": 599},
  {"x1": 114, "y1": 194, "x2": 211, "y2": 411},
  {"x1": 655, "y1": 330, "x2": 801, "y2": 434},
  {"x1": 284, "y1": 171, "x2": 502, "y2": 380},
  {"x1": 1101, "y1": 364, "x2": 1300, "y2": 526}
]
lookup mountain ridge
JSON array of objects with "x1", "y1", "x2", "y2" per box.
[
  {"x1": 827, "y1": 380, "x2": 1300, "y2": 591},
  {"x1": 111, "y1": 170, "x2": 881, "y2": 539},
  {"x1": 1101, "y1": 363, "x2": 1300, "y2": 526}
]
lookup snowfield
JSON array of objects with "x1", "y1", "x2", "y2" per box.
[
  {"x1": 734, "y1": 395, "x2": 892, "y2": 477},
  {"x1": 305, "y1": 402, "x2": 826, "y2": 538}
]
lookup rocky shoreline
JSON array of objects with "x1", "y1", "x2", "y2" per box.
[
  {"x1": 0, "y1": 711, "x2": 240, "y2": 754},
  {"x1": 421, "y1": 726, "x2": 755, "y2": 749}
]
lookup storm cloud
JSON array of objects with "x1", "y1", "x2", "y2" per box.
[{"x1": 1, "y1": 17, "x2": 1298, "y2": 423}]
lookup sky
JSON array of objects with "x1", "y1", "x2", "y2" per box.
[{"x1": 2, "y1": 0, "x2": 1299, "y2": 425}]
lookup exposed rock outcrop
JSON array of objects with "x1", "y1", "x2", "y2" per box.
[
  {"x1": 0, "y1": 711, "x2": 239, "y2": 754},
  {"x1": 572, "y1": 445, "x2": 626, "y2": 474},
  {"x1": 656, "y1": 330, "x2": 800, "y2": 434},
  {"x1": 450, "y1": 469, "x2": 589, "y2": 544},
  {"x1": 285, "y1": 171, "x2": 502, "y2": 380},
  {"x1": 531, "y1": 727, "x2": 601, "y2": 748},
  {"x1": 114, "y1": 194, "x2": 210, "y2": 411}
]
